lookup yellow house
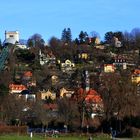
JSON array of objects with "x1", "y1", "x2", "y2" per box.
[
  {"x1": 104, "y1": 64, "x2": 115, "y2": 73},
  {"x1": 131, "y1": 69, "x2": 140, "y2": 84},
  {"x1": 60, "y1": 87, "x2": 74, "y2": 98},
  {"x1": 78, "y1": 53, "x2": 88, "y2": 60},
  {"x1": 37, "y1": 90, "x2": 56, "y2": 100},
  {"x1": 61, "y1": 59, "x2": 75, "y2": 68},
  {"x1": 95, "y1": 37, "x2": 100, "y2": 45},
  {"x1": 51, "y1": 75, "x2": 58, "y2": 85},
  {"x1": 61, "y1": 59, "x2": 75, "y2": 72}
]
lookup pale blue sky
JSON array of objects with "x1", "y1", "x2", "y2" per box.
[{"x1": 0, "y1": 0, "x2": 140, "y2": 42}]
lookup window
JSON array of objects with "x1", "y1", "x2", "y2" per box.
[{"x1": 9, "y1": 35, "x2": 14, "y2": 38}]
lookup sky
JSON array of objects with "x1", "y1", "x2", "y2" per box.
[{"x1": 0, "y1": 0, "x2": 140, "y2": 42}]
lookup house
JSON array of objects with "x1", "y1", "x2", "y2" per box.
[
  {"x1": 78, "y1": 53, "x2": 88, "y2": 60},
  {"x1": 114, "y1": 37, "x2": 122, "y2": 48},
  {"x1": 86, "y1": 90, "x2": 102, "y2": 102},
  {"x1": 104, "y1": 64, "x2": 115, "y2": 73},
  {"x1": 51, "y1": 75, "x2": 59, "y2": 85},
  {"x1": 76, "y1": 88, "x2": 103, "y2": 113},
  {"x1": 9, "y1": 84, "x2": 27, "y2": 94},
  {"x1": 61, "y1": 59, "x2": 75, "y2": 73},
  {"x1": 86, "y1": 89, "x2": 103, "y2": 112},
  {"x1": 60, "y1": 87, "x2": 74, "y2": 98},
  {"x1": 22, "y1": 71, "x2": 36, "y2": 87},
  {"x1": 43, "y1": 103, "x2": 58, "y2": 111},
  {"x1": 113, "y1": 55, "x2": 127, "y2": 70},
  {"x1": 95, "y1": 45, "x2": 105, "y2": 50},
  {"x1": 39, "y1": 50, "x2": 56, "y2": 66},
  {"x1": 16, "y1": 44, "x2": 27, "y2": 49},
  {"x1": 131, "y1": 69, "x2": 140, "y2": 84},
  {"x1": 37, "y1": 90, "x2": 56, "y2": 100},
  {"x1": 19, "y1": 90, "x2": 36, "y2": 102},
  {"x1": 88, "y1": 37, "x2": 100, "y2": 45},
  {"x1": 23, "y1": 71, "x2": 32, "y2": 80},
  {"x1": 3, "y1": 31, "x2": 27, "y2": 48},
  {"x1": 5, "y1": 31, "x2": 19, "y2": 43}
]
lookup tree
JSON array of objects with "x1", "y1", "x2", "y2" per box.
[
  {"x1": 34, "y1": 66, "x2": 51, "y2": 90},
  {"x1": 27, "y1": 34, "x2": 45, "y2": 48},
  {"x1": 104, "y1": 31, "x2": 114, "y2": 44},
  {"x1": 74, "y1": 38, "x2": 80, "y2": 45},
  {"x1": 113, "y1": 31, "x2": 124, "y2": 42},
  {"x1": 49, "y1": 37, "x2": 61, "y2": 48},
  {"x1": 123, "y1": 31, "x2": 132, "y2": 50},
  {"x1": 73, "y1": 88, "x2": 92, "y2": 129},
  {"x1": 48, "y1": 37, "x2": 63, "y2": 58},
  {"x1": 67, "y1": 28, "x2": 72, "y2": 43},
  {"x1": 15, "y1": 49, "x2": 35, "y2": 63},
  {"x1": 79, "y1": 31, "x2": 88, "y2": 44},
  {"x1": 57, "y1": 98, "x2": 79, "y2": 130},
  {"x1": 1, "y1": 94, "x2": 25, "y2": 125},
  {"x1": 99, "y1": 72, "x2": 139, "y2": 131},
  {"x1": 61, "y1": 28, "x2": 67, "y2": 42},
  {"x1": 130, "y1": 28, "x2": 140, "y2": 49},
  {"x1": 30, "y1": 101, "x2": 51, "y2": 127},
  {"x1": 0, "y1": 84, "x2": 9, "y2": 97},
  {"x1": 27, "y1": 39, "x2": 34, "y2": 48},
  {"x1": 61, "y1": 28, "x2": 72, "y2": 44},
  {"x1": 131, "y1": 28, "x2": 140, "y2": 40}
]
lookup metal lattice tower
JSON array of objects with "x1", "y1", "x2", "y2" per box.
[{"x1": 0, "y1": 46, "x2": 10, "y2": 71}]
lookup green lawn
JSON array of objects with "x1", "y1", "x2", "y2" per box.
[
  {"x1": 0, "y1": 134, "x2": 139, "y2": 140},
  {"x1": 0, "y1": 134, "x2": 110, "y2": 140}
]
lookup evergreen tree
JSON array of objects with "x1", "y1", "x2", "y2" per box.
[
  {"x1": 66, "y1": 28, "x2": 72, "y2": 42},
  {"x1": 79, "y1": 31, "x2": 88, "y2": 44},
  {"x1": 61, "y1": 28, "x2": 72, "y2": 43},
  {"x1": 104, "y1": 31, "x2": 114, "y2": 44},
  {"x1": 61, "y1": 28, "x2": 67, "y2": 42}
]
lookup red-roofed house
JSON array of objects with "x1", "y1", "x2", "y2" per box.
[
  {"x1": 76, "y1": 88, "x2": 103, "y2": 113},
  {"x1": 22, "y1": 71, "x2": 36, "y2": 87},
  {"x1": 132, "y1": 69, "x2": 140, "y2": 84},
  {"x1": 24, "y1": 71, "x2": 32, "y2": 77},
  {"x1": 9, "y1": 84, "x2": 27, "y2": 94},
  {"x1": 43, "y1": 103, "x2": 58, "y2": 111},
  {"x1": 86, "y1": 89, "x2": 102, "y2": 103}
]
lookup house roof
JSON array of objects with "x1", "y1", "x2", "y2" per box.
[
  {"x1": 77, "y1": 88, "x2": 102, "y2": 103},
  {"x1": 20, "y1": 90, "x2": 31, "y2": 95},
  {"x1": 24, "y1": 71, "x2": 32, "y2": 77},
  {"x1": 43, "y1": 103, "x2": 58, "y2": 110},
  {"x1": 104, "y1": 64, "x2": 114, "y2": 67},
  {"x1": 133, "y1": 69, "x2": 140, "y2": 75},
  {"x1": 86, "y1": 89, "x2": 102, "y2": 103},
  {"x1": 9, "y1": 84, "x2": 27, "y2": 91}
]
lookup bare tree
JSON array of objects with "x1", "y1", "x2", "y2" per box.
[
  {"x1": 30, "y1": 101, "x2": 51, "y2": 127},
  {"x1": 99, "y1": 72, "x2": 139, "y2": 131},
  {"x1": 57, "y1": 97, "x2": 79, "y2": 130},
  {"x1": 1, "y1": 94, "x2": 25, "y2": 125}
]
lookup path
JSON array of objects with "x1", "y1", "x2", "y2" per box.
[{"x1": 114, "y1": 138, "x2": 133, "y2": 140}]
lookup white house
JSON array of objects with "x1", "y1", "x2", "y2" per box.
[{"x1": 5, "y1": 30, "x2": 19, "y2": 43}]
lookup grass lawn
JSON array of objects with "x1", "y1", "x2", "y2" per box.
[
  {"x1": 0, "y1": 134, "x2": 139, "y2": 140},
  {"x1": 0, "y1": 134, "x2": 110, "y2": 140}
]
